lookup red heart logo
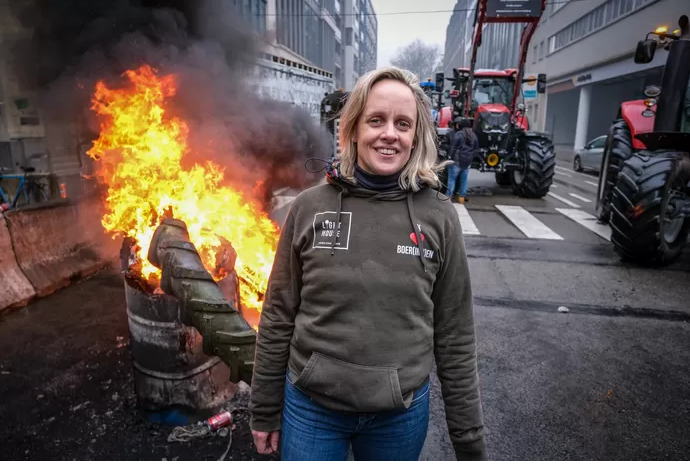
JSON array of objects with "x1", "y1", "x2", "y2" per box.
[{"x1": 410, "y1": 232, "x2": 425, "y2": 245}]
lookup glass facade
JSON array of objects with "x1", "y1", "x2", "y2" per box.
[
  {"x1": 444, "y1": 0, "x2": 470, "y2": 78},
  {"x1": 232, "y1": 0, "x2": 267, "y2": 35},
  {"x1": 475, "y1": 22, "x2": 522, "y2": 70}
]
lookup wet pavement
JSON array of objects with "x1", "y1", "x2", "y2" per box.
[{"x1": 0, "y1": 271, "x2": 271, "y2": 461}]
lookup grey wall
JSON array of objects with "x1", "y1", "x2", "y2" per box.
[
  {"x1": 529, "y1": 0, "x2": 686, "y2": 80},
  {"x1": 545, "y1": 89, "x2": 579, "y2": 146}
]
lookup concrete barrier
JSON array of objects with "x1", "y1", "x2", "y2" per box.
[
  {"x1": 4, "y1": 199, "x2": 114, "y2": 298},
  {"x1": 0, "y1": 215, "x2": 36, "y2": 313}
]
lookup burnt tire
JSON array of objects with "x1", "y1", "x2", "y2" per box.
[
  {"x1": 511, "y1": 138, "x2": 556, "y2": 198},
  {"x1": 609, "y1": 150, "x2": 690, "y2": 266},
  {"x1": 495, "y1": 171, "x2": 511, "y2": 186},
  {"x1": 596, "y1": 118, "x2": 633, "y2": 223}
]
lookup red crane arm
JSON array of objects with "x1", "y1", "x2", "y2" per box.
[{"x1": 463, "y1": 0, "x2": 547, "y2": 119}]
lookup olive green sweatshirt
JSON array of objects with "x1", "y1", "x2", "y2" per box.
[{"x1": 249, "y1": 168, "x2": 486, "y2": 460}]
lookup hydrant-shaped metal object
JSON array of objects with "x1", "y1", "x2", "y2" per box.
[{"x1": 147, "y1": 217, "x2": 257, "y2": 385}]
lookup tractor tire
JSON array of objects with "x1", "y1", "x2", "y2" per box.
[
  {"x1": 609, "y1": 150, "x2": 690, "y2": 266},
  {"x1": 495, "y1": 171, "x2": 511, "y2": 186},
  {"x1": 511, "y1": 138, "x2": 556, "y2": 198},
  {"x1": 595, "y1": 118, "x2": 633, "y2": 223}
]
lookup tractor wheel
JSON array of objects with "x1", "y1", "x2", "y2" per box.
[
  {"x1": 595, "y1": 118, "x2": 633, "y2": 223},
  {"x1": 609, "y1": 151, "x2": 690, "y2": 266},
  {"x1": 495, "y1": 171, "x2": 511, "y2": 186},
  {"x1": 511, "y1": 138, "x2": 556, "y2": 198}
]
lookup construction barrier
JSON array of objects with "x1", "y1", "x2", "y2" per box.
[
  {"x1": 0, "y1": 215, "x2": 36, "y2": 312},
  {"x1": 0, "y1": 198, "x2": 116, "y2": 312}
]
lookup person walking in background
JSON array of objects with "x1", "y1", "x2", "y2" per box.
[
  {"x1": 249, "y1": 66, "x2": 486, "y2": 461},
  {"x1": 446, "y1": 118, "x2": 478, "y2": 203}
]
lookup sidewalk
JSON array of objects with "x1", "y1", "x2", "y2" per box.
[
  {"x1": 0, "y1": 268, "x2": 269, "y2": 461},
  {"x1": 554, "y1": 144, "x2": 575, "y2": 165}
]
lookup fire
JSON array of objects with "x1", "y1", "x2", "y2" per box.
[{"x1": 86, "y1": 64, "x2": 279, "y2": 313}]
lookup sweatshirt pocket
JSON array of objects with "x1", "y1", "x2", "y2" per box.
[{"x1": 294, "y1": 352, "x2": 405, "y2": 413}]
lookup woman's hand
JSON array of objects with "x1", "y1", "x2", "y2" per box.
[{"x1": 252, "y1": 430, "x2": 280, "y2": 455}]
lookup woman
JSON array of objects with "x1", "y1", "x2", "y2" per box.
[
  {"x1": 447, "y1": 118, "x2": 478, "y2": 203},
  {"x1": 249, "y1": 66, "x2": 486, "y2": 461}
]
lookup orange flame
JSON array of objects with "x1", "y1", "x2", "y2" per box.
[{"x1": 86, "y1": 64, "x2": 278, "y2": 312}]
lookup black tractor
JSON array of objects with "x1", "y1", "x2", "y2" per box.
[
  {"x1": 320, "y1": 90, "x2": 350, "y2": 160},
  {"x1": 599, "y1": 14, "x2": 690, "y2": 265}
]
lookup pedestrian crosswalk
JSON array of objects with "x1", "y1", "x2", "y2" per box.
[
  {"x1": 455, "y1": 204, "x2": 611, "y2": 242},
  {"x1": 495, "y1": 205, "x2": 564, "y2": 240},
  {"x1": 453, "y1": 204, "x2": 480, "y2": 235},
  {"x1": 272, "y1": 191, "x2": 612, "y2": 244}
]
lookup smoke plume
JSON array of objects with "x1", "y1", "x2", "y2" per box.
[{"x1": 10, "y1": 0, "x2": 331, "y2": 209}]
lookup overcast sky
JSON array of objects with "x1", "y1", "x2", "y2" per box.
[{"x1": 371, "y1": 0, "x2": 457, "y2": 67}]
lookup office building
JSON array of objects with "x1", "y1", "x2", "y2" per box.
[
  {"x1": 444, "y1": 0, "x2": 523, "y2": 77},
  {"x1": 265, "y1": 0, "x2": 377, "y2": 90},
  {"x1": 341, "y1": 0, "x2": 378, "y2": 89},
  {"x1": 523, "y1": 0, "x2": 686, "y2": 150},
  {"x1": 359, "y1": 0, "x2": 378, "y2": 76},
  {"x1": 444, "y1": 0, "x2": 470, "y2": 79}
]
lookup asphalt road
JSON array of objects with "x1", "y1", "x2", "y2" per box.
[{"x1": 1, "y1": 155, "x2": 689, "y2": 460}]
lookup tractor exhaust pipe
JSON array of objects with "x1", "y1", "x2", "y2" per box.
[{"x1": 147, "y1": 218, "x2": 257, "y2": 385}]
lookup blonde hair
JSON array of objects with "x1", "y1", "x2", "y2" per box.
[{"x1": 337, "y1": 66, "x2": 449, "y2": 191}]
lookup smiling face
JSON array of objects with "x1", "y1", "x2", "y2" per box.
[{"x1": 354, "y1": 79, "x2": 417, "y2": 176}]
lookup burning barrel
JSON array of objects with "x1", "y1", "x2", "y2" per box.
[
  {"x1": 124, "y1": 276, "x2": 237, "y2": 424},
  {"x1": 122, "y1": 218, "x2": 257, "y2": 425}
]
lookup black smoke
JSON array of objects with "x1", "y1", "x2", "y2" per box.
[{"x1": 9, "y1": 0, "x2": 330, "y2": 209}]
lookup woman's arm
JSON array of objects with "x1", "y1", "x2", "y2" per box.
[
  {"x1": 431, "y1": 215, "x2": 487, "y2": 460},
  {"x1": 249, "y1": 209, "x2": 302, "y2": 433}
]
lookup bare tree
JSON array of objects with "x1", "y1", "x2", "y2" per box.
[{"x1": 390, "y1": 39, "x2": 443, "y2": 81}]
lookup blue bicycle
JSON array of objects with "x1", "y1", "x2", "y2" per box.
[{"x1": 0, "y1": 166, "x2": 50, "y2": 210}]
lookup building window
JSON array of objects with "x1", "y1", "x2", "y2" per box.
[
  {"x1": 548, "y1": 0, "x2": 655, "y2": 54},
  {"x1": 539, "y1": 40, "x2": 544, "y2": 60},
  {"x1": 532, "y1": 45, "x2": 537, "y2": 64},
  {"x1": 551, "y1": 0, "x2": 569, "y2": 15}
]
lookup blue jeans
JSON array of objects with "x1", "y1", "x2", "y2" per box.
[
  {"x1": 280, "y1": 374, "x2": 430, "y2": 461},
  {"x1": 446, "y1": 164, "x2": 469, "y2": 197}
]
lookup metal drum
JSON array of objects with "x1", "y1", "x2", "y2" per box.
[{"x1": 124, "y1": 276, "x2": 238, "y2": 425}]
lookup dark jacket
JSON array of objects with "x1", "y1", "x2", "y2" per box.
[
  {"x1": 249, "y1": 162, "x2": 487, "y2": 460},
  {"x1": 450, "y1": 129, "x2": 478, "y2": 170}
]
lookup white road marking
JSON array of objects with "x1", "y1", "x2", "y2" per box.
[
  {"x1": 552, "y1": 183, "x2": 559, "y2": 188},
  {"x1": 496, "y1": 205, "x2": 564, "y2": 240},
  {"x1": 547, "y1": 192, "x2": 582, "y2": 208},
  {"x1": 555, "y1": 166, "x2": 577, "y2": 174},
  {"x1": 585, "y1": 180, "x2": 598, "y2": 187},
  {"x1": 454, "y1": 204, "x2": 481, "y2": 235},
  {"x1": 273, "y1": 195, "x2": 296, "y2": 210},
  {"x1": 556, "y1": 208, "x2": 611, "y2": 241},
  {"x1": 568, "y1": 192, "x2": 592, "y2": 203},
  {"x1": 555, "y1": 171, "x2": 573, "y2": 178}
]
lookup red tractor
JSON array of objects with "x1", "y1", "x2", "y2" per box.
[
  {"x1": 435, "y1": 0, "x2": 553, "y2": 198},
  {"x1": 595, "y1": 14, "x2": 690, "y2": 265}
]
